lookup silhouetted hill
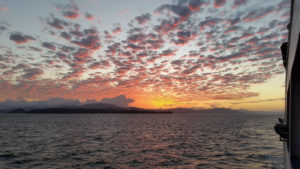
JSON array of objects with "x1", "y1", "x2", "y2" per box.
[
  {"x1": 27, "y1": 108, "x2": 172, "y2": 114},
  {"x1": 6, "y1": 106, "x2": 243, "y2": 115},
  {"x1": 168, "y1": 108, "x2": 242, "y2": 114},
  {"x1": 166, "y1": 108, "x2": 201, "y2": 113},
  {"x1": 0, "y1": 109, "x2": 8, "y2": 113},
  {"x1": 80, "y1": 102, "x2": 126, "y2": 110},
  {"x1": 8, "y1": 108, "x2": 27, "y2": 113}
]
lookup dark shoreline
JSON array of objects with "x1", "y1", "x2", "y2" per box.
[{"x1": 8, "y1": 108, "x2": 173, "y2": 114}]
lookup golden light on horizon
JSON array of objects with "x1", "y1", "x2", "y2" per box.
[{"x1": 149, "y1": 98, "x2": 176, "y2": 109}]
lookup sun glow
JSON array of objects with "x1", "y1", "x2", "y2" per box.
[{"x1": 150, "y1": 98, "x2": 177, "y2": 109}]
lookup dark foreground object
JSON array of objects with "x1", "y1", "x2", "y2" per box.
[
  {"x1": 274, "y1": 122, "x2": 289, "y2": 141},
  {"x1": 10, "y1": 108, "x2": 172, "y2": 114}
]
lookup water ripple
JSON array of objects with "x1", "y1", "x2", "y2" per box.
[{"x1": 0, "y1": 113, "x2": 283, "y2": 168}]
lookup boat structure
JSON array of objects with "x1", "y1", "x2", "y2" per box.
[{"x1": 274, "y1": 0, "x2": 300, "y2": 168}]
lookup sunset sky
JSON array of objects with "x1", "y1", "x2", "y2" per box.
[{"x1": 0, "y1": 0, "x2": 290, "y2": 111}]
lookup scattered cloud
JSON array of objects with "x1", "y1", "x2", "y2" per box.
[
  {"x1": 42, "y1": 42, "x2": 56, "y2": 51},
  {"x1": 101, "y1": 95, "x2": 134, "y2": 107},
  {"x1": 232, "y1": 0, "x2": 247, "y2": 9},
  {"x1": 22, "y1": 68, "x2": 44, "y2": 80},
  {"x1": 46, "y1": 16, "x2": 69, "y2": 30},
  {"x1": 214, "y1": 0, "x2": 226, "y2": 8},
  {"x1": 9, "y1": 33, "x2": 35, "y2": 44},
  {"x1": 55, "y1": 0, "x2": 80, "y2": 19},
  {"x1": 85, "y1": 12, "x2": 93, "y2": 20},
  {"x1": 135, "y1": 13, "x2": 151, "y2": 25},
  {"x1": 243, "y1": 6, "x2": 275, "y2": 22},
  {"x1": 0, "y1": 0, "x2": 289, "y2": 109}
]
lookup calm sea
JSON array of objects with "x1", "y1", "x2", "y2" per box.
[{"x1": 0, "y1": 113, "x2": 283, "y2": 169}]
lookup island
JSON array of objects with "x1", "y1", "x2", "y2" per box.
[{"x1": 8, "y1": 108, "x2": 172, "y2": 114}]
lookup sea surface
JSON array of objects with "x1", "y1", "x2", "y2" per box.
[{"x1": 0, "y1": 112, "x2": 283, "y2": 169}]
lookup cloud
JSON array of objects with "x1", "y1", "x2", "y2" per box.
[
  {"x1": 100, "y1": 95, "x2": 134, "y2": 107},
  {"x1": 232, "y1": 0, "x2": 247, "y2": 9},
  {"x1": 118, "y1": 9, "x2": 131, "y2": 16},
  {"x1": 28, "y1": 46, "x2": 42, "y2": 52},
  {"x1": 13, "y1": 63, "x2": 30, "y2": 70},
  {"x1": 135, "y1": 13, "x2": 151, "y2": 25},
  {"x1": 72, "y1": 35, "x2": 101, "y2": 49},
  {"x1": 224, "y1": 25, "x2": 241, "y2": 34},
  {"x1": 73, "y1": 48, "x2": 90, "y2": 58},
  {"x1": 70, "y1": 27, "x2": 101, "y2": 49},
  {"x1": 156, "y1": 4, "x2": 191, "y2": 19},
  {"x1": 182, "y1": 65, "x2": 199, "y2": 74},
  {"x1": 159, "y1": 49, "x2": 176, "y2": 57},
  {"x1": 112, "y1": 26, "x2": 122, "y2": 34},
  {"x1": 22, "y1": 68, "x2": 44, "y2": 80},
  {"x1": 42, "y1": 42, "x2": 56, "y2": 51},
  {"x1": 188, "y1": 0, "x2": 207, "y2": 11},
  {"x1": 85, "y1": 12, "x2": 93, "y2": 20},
  {"x1": 231, "y1": 98, "x2": 284, "y2": 105},
  {"x1": 128, "y1": 33, "x2": 146, "y2": 43},
  {"x1": 55, "y1": 0, "x2": 80, "y2": 19},
  {"x1": 9, "y1": 33, "x2": 35, "y2": 44},
  {"x1": 210, "y1": 92, "x2": 259, "y2": 100},
  {"x1": 60, "y1": 45, "x2": 75, "y2": 53},
  {"x1": 88, "y1": 60, "x2": 110, "y2": 69},
  {"x1": 177, "y1": 30, "x2": 191, "y2": 39},
  {"x1": 88, "y1": 62, "x2": 102, "y2": 69},
  {"x1": 46, "y1": 17, "x2": 69, "y2": 30},
  {"x1": 62, "y1": 67, "x2": 87, "y2": 81},
  {"x1": 214, "y1": 0, "x2": 226, "y2": 8},
  {"x1": 172, "y1": 30, "x2": 196, "y2": 45},
  {"x1": 60, "y1": 31, "x2": 72, "y2": 40},
  {"x1": 199, "y1": 17, "x2": 222, "y2": 30},
  {"x1": 0, "y1": 25, "x2": 7, "y2": 31},
  {"x1": 68, "y1": 23, "x2": 84, "y2": 37},
  {"x1": 0, "y1": 0, "x2": 289, "y2": 110},
  {"x1": 243, "y1": 6, "x2": 275, "y2": 22}
]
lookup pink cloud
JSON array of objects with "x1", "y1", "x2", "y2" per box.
[
  {"x1": 85, "y1": 12, "x2": 93, "y2": 20},
  {"x1": 214, "y1": 0, "x2": 226, "y2": 8},
  {"x1": 0, "y1": 7, "x2": 8, "y2": 12},
  {"x1": 55, "y1": 0, "x2": 80, "y2": 19},
  {"x1": 232, "y1": 0, "x2": 247, "y2": 9},
  {"x1": 118, "y1": 9, "x2": 131, "y2": 16},
  {"x1": 9, "y1": 33, "x2": 35, "y2": 44},
  {"x1": 243, "y1": 6, "x2": 275, "y2": 22}
]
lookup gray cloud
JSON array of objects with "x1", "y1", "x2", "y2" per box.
[
  {"x1": 0, "y1": 97, "x2": 80, "y2": 110},
  {"x1": 46, "y1": 17, "x2": 69, "y2": 30},
  {"x1": 42, "y1": 42, "x2": 56, "y2": 51},
  {"x1": 135, "y1": 13, "x2": 151, "y2": 25},
  {"x1": 101, "y1": 95, "x2": 134, "y2": 107},
  {"x1": 9, "y1": 33, "x2": 35, "y2": 44}
]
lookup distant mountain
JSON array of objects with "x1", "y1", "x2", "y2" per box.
[
  {"x1": 7, "y1": 102, "x2": 173, "y2": 114},
  {"x1": 200, "y1": 108, "x2": 242, "y2": 113},
  {"x1": 6, "y1": 105, "x2": 242, "y2": 115},
  {"x1": 79, "y1": 102, "x2": 126, "y2": 110},
  {"x1": 8, "y1": 108, "x2": 172, "y2": 114},
  {"x1": 239, "y1": 109, "x2": 283, "y2": 115},
  {"x1": 167, "y1": 108, "x2": 243, "y2": 114},
  {"x1": 0, "y1": 109, "x2": 8, "y2": 113},
  {"x1": 166, "y1": 108, "x2": 202, "y2": 113}
]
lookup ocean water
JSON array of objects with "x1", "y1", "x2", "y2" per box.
[{"x1": 0, "y1": 113, "x2": 283, "y2": 169}]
